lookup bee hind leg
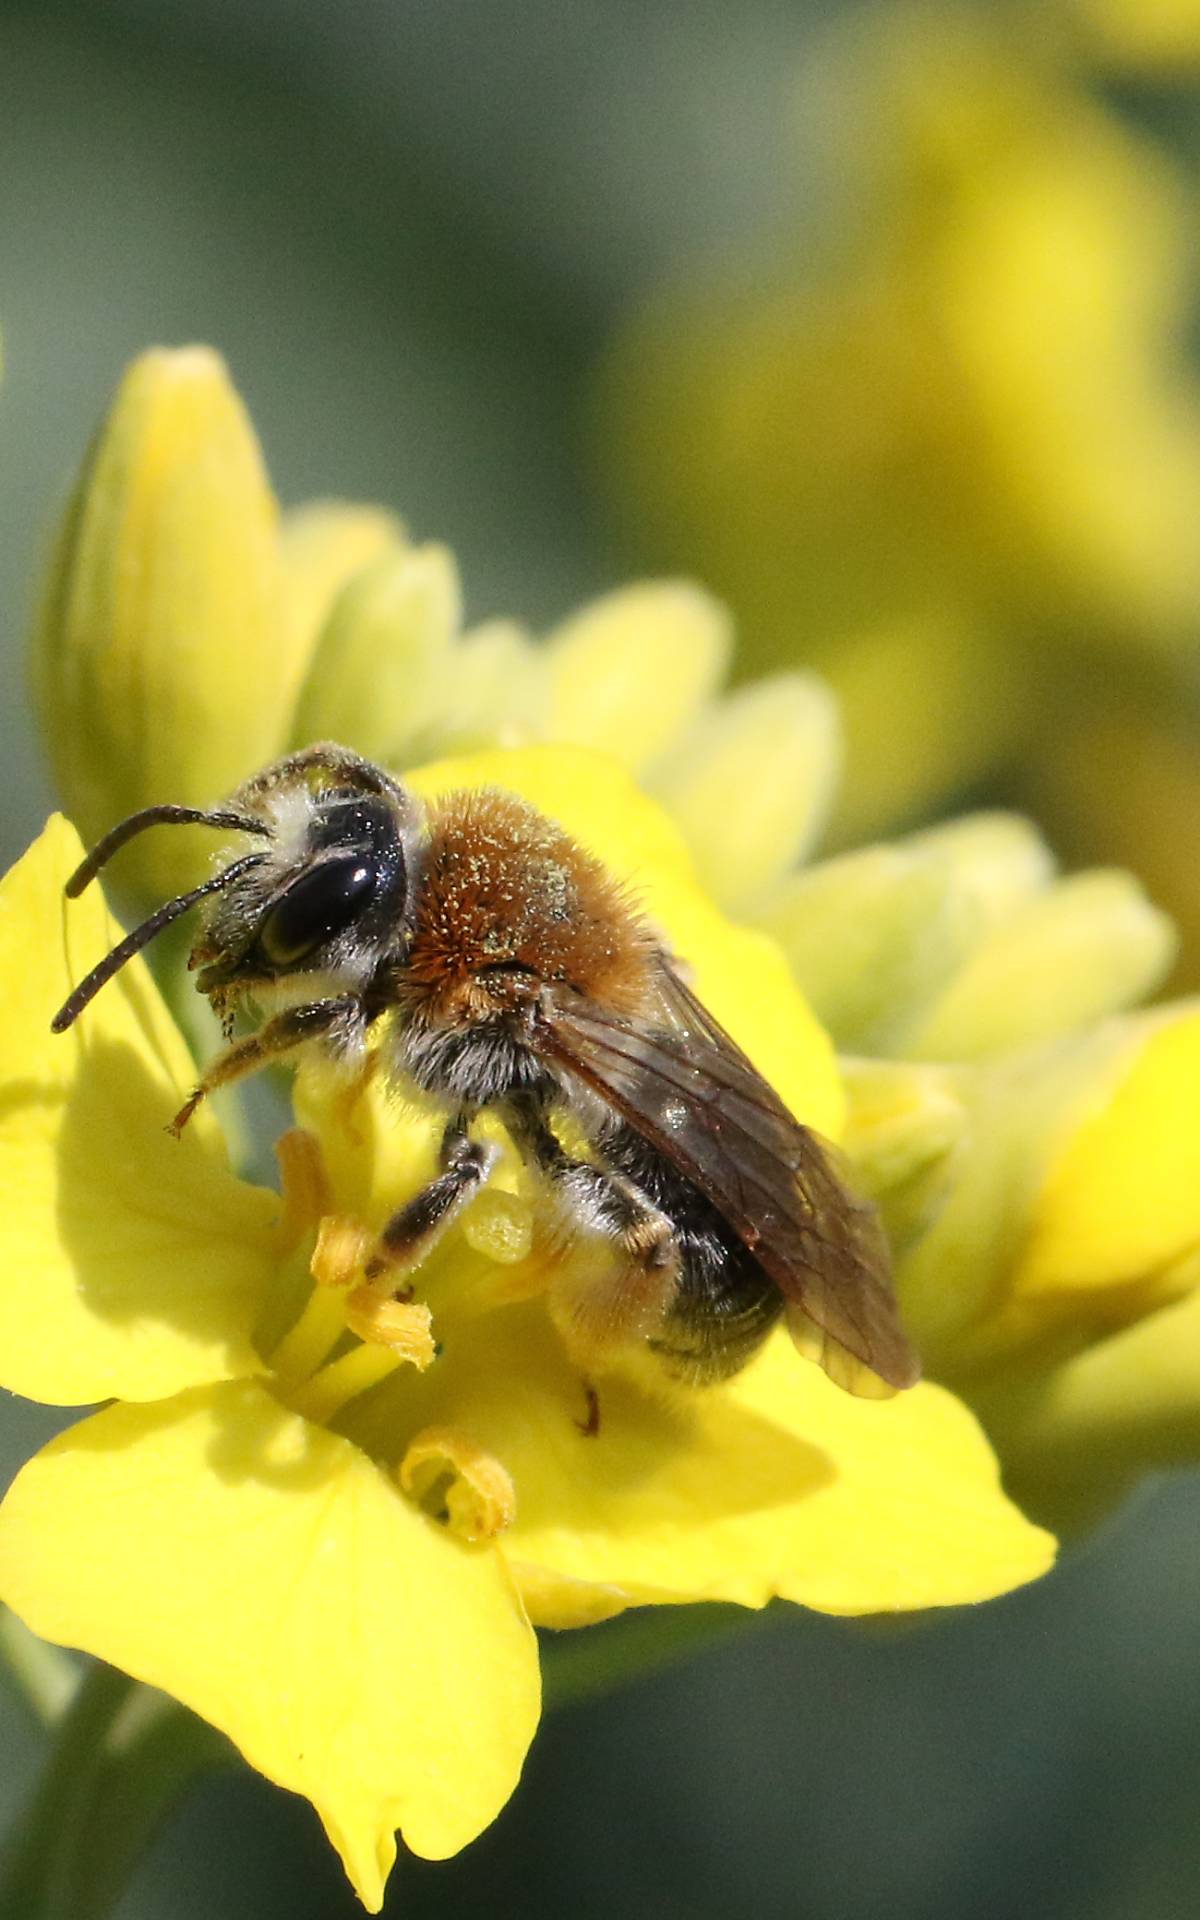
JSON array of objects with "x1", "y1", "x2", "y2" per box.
[
  {"x1": 503, "y1": 1100, "x2": 682, "y2": 1350},
  {"x1": 548, "y1": 1160, "x2": 681, "y2": 1349}
]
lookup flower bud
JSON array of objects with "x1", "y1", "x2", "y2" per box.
[
  {"x1": 898, "y1": 1007, "x2": 1200, "y2": 1376},
  {"x1": 290, "y1": 542, "x2": 461, "y2": 765},
  {"x1": 545, "y1": 581, "x2": 731, "y2": 773},
  {"x1": 904, "y1": 869, "x2": 1176, "y2": 1059},
  {"x1": 279, "y1": 500, "x2": 407, "y2": 727},
  {"x1": 31, "y1": 347, "x2": 286, "y2": 901},
  {"x1": 649, "y1": 673, "x2": 840, "y2": 914}
]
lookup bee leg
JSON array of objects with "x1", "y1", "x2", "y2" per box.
[
  {"x1": 168, "y1": 996, "x2": 364, "y2": 1134},
  {"x1": 362, "y1": 1117, "x2": 497, "y2": 1286},
  {"x1": 577, "y1": 1382, "x2": 601, "y2": 1438},
  {"x1": 505, "y1": 1103, "x2": 680, "y2": 1362}
]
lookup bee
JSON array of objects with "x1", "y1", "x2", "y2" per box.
[{"x1": 51, "y1": 742, "x2": 918, "y2": 1401}]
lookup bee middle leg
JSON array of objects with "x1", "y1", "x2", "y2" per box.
[{"x1": 363, "y1": 1115, "x2": 498, "y2": 1285}]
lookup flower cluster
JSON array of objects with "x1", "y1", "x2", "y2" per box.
[
  {"x1": 5, "y1": 343, "x2": 1200, "y2": 1904},
  {"x1": 593, "y1": 2, "x2": 1200, "y2": 907}
]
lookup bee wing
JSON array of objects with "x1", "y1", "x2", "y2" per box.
[{"x1": 535, "y1": 958, "x2": 919, "y2": 1397}]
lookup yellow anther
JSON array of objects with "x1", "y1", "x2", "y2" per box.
[
  {"x1": 273, "y1": 1129, "x2": 333, "y2": 1254},
  {"x1": 344, "y1": 1288, "x2": 436, "y2": 1367},
  {"x1": 311, "y1": 1214, "x2": 373, "y2": 1290},
  {"x1": 399, "y1": 1427, "x2": 517, "y2": 1542}
]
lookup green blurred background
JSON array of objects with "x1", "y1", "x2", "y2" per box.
[{"x1": 3, "y1": 1, "x2": 1200, "y2": 1914}]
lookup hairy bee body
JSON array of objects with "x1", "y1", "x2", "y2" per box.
[
  {"x1": 52, "y1": 743, "x2": 919, "y2": 1399},
  {"x1": 595, "y1": 1118, "x2": 783, "y2": 1381}
]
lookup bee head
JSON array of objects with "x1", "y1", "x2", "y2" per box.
[
  {"x1": 192, "y1": 788, "x2": 416, "y2": 1011},
  {"x1": 50, "y1": 746, "x2": 420, "y2": 1035}
]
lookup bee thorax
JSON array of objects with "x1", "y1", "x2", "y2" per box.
[{"x1": 396, "y1": 1014, "x2": 557, "y2": 1109}]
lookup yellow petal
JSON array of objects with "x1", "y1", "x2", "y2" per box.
[
  {"x1": 279, "y1": 501, "x2": 407, "y2": 719},
  {"x1": 0, "y1": 1382, "x2": 540, "y2": 1905},
  {"x1": 441, "y1": 619, "x2": 549, "y2": 750},
  {"x1": 648, "y1": 673, "x2": 840, "y2": 913},
  {"x1": 545, "y1": 581, "x2": 731, "y2": 773},
  {"x1": 764, "y1": 810, "x2": 1058, "y2": 1055},
  {"x1": 980, "y1": 1262, "x2": 1200, "y2": 1531},
  {"x1": 290, "y1": 542, "x2": 461, "y2": 764},
  {"x1": 896, "y1": 1022, "x2": 1138, "y2": 1363},
  {"x1": 0, "y1": 816, "x2": 277, "y2": 1404},
  {"x1": 31, "y1": 346, "x2": 287, "y2": 901},
  {"x1": 1017, "y1": 1005, "x2": 1200, "y2": 1295},
  {"x1": 387, "y1": 1306, "x2": 1053, "y2": 1621},
  {"x1": 905, "y1": 870, "x2": 1176, "y2": 1060}
]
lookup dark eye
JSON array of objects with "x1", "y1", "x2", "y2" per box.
[{"x1": 258, "y1": 856, "x2": 377, "y2": 968}]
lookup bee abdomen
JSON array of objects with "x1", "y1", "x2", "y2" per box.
[{"x1": 598, "y1": 1118, "x2": 782, "y2": 1384}]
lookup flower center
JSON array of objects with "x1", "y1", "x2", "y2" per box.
[{"x1": 263, "y1": 1128, "x2": 535, "y2": 1541}]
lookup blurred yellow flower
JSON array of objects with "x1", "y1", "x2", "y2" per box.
[
  {"x1": 593, "y1": 7, "x2": 1200, "y2": 847},
  {"x1": 1069, "y1": 0, "x2": 1200, "y2": 71},
  {"x1": 0, "y1": 757, "x2": 1051, "y2": 1908}
]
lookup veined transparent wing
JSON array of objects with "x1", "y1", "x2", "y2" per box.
[{"x1": 533, "y1": 958, "x2": 919, "y2": 1397}]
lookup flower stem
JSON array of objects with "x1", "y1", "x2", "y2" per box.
[
  {"x1": 71, "y1": 1690, "x2": 234, "y2": 1920},
  {"x1": 0, "y1": 1662, "x2": 133, "y2": 1920},
  {"x1": 0, "y1": 1610, "x2": 79, "y2": 1726},
  {"x1": 540, "y1": 1602, "x2": 767, "y2": 1713},
  {"x1": 0, "y1": 1664, "x2": 233, "y2": 1920}
]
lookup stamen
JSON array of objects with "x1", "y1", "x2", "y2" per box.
[
  {"x1": 273, "y1": 1129, "x2": 334, "y2": 1255},
  {"x1": 266, "y1": 1209, "x2": 359, "y2": 1385},
  {"x1": 311, "y1": 1213, "x2": 373, "y2": 1290},
  {"x1": 399, "y1": 1427, "x2": 517, "y2": 1542},
  {"x1": 269, "y1": 1203, "x2": 436, "y2": 1389},
  {"x1": 344, "y1": 1288, "x2": 436, "y2": 1363},
  {"x1": 288, "y1": 1340, "x2": 422, "y2": 1426},
  {"x1": 267, "y1": 1284, "x2": 345, "y2": 1387}
]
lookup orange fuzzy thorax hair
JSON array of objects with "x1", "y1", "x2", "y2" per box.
[{"x1": 403, "y1": 788, "x2": 656, "y2": 1023}]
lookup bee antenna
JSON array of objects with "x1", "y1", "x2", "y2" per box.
[
  {"x1": 51, "y1": 852, "x2": 266, "y2": 1034},
  {"x1": 64, "y1": 806, "x2": 271, "y2": 899}
]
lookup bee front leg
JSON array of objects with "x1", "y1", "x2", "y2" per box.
[
  {"x1": 362, "y1": 1116, "x2": 498, "y2": 1285},
  {"x1": 170, "y1": 996, "x2": 365, "y2": 1133}
]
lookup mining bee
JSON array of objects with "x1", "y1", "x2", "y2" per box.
[{"x1": 52, "y1": 743, "x2": 918, "y2": 1399}]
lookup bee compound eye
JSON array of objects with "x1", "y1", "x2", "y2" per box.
[{"x1": 258, "y1": 856, "x2": 378, "y2": 968}]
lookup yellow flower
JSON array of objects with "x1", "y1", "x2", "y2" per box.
[
  {"x1": 593, "y1": 8, "x2": 1200, "y2": 842},
  {"x1": 788, "y1": 804, "x2": 1200, "y2": 1531},
  {"x1": 33, "y1": 339, "x2": 1200, "y2": 1551},
  {"x1": 31, "y1": 345, "x2": 404, "y2": 902},
  {"x1": 0, "y1": 750, "x2": 1051, "y2": 1908},
  {"x1": 1069, "y1": 0, "x2": 1200, "y2": 71}
]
